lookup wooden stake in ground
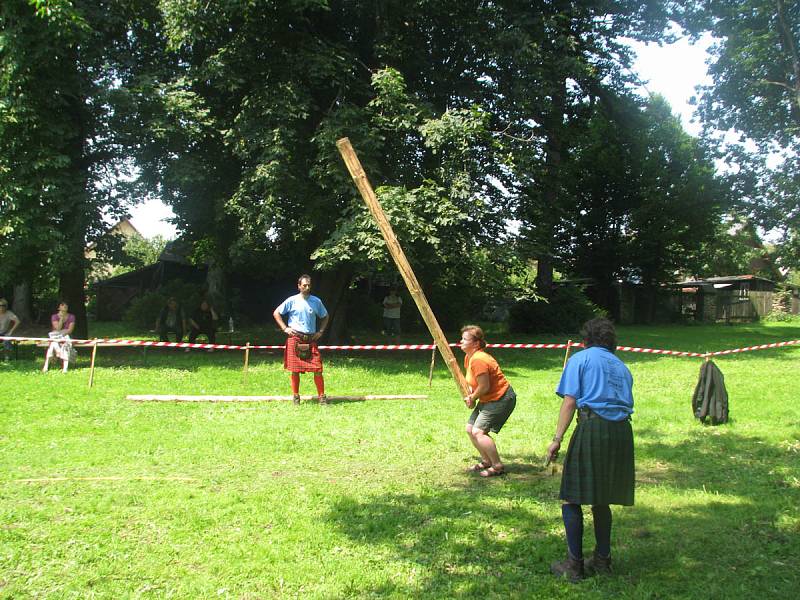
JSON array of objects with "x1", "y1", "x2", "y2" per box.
[
  {"x1": 243, "y1": 343, "x2": 251, "y2": 384},
  {"x1": 336, "y1": 138, "x2": 469, "y2": 399},
  {"x1": 88, "y1": 339, "x2": 98, "y2": 388},
  {"x1": 428, "y1": 345, "x2": 436, "y2": 388},
  {"x1": 562, "y1": 339, "x2": 573, "y2": 369}
]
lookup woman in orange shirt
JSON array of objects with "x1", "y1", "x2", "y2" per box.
[{"x1": 460, "y1": 325, "x2": 517, "y2": 477}]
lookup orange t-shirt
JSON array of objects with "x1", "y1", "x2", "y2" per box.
[{"x1": 464, "y1": 350, "x2": 510, "y2": 403}]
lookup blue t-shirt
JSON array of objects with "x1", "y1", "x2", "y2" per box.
[
  {"x1": 276, "y1": 293, "x2": 328, "y2": 335},
  {"x1": 556, "y1": 346, "x2": 633, "y2": 421}
]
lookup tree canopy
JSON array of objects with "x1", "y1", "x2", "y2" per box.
[
  {"x1": 0, "y1": 0, "x2": 163, "y2": 336},
  {"x1": 3, "y1": 0, "x2": 786, "y2": 333},
  {"x1": 680, "y1": 0, "x2": 800, "y2": 270}
]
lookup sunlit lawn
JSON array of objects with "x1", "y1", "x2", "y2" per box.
[{"x1": 1, "y1": 322, "x2": 798, "y2": 598}]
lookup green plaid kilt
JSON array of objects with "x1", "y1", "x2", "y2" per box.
[{"x1": 559, "y1": 415, "x2": 635, "y2": 506}]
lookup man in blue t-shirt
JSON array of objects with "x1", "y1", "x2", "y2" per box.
[
  {"x1": 273, "y1": 274, "x2": 329, "y2": 405},
  {"x1": 545, "y1": 317, "x2": 635, "y2": 582}
]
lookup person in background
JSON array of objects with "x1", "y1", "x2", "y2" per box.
[
  {"x1": 382, "y1": 286, "x2": 402, "y2": 337},
  {"x1": 273, "y1": 274, "x2": 329, "y2": 405},
  {"x1": 188, "y1": 300, "x2": 219, "y2": 351},
  {"x1": 460, "y1": 324, "x2": 517, "y2": 477},
  {"x1": 156, "y1": 297, "x2": 187, "y2": 342},
  {"x1": 0, "y1": 298, "x2": 21, "y2": 361},
  {"x1": 43, "y1": 301, "x2": 76, "y2": 373},
  {"x1": 546, "y1": 317, "x2": 635, "y2": 582}
]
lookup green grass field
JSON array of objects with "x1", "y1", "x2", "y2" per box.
[{"x1": 1, "y1": 322, "x2": 799, "y2": 598}]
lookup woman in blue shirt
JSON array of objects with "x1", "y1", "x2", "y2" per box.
[{"x1": 545, "y1": 318, "x2": 635, "y2": 582}]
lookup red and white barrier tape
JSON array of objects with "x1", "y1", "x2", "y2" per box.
[
  {"x1": 0, "y1": 336, "x2": 249, "y2": 350},
  {"x1": 616, "y1": 346, "x2": 706, "y2": 358},
  {"x1": 707, "y1": 339, "x2": 800, "y2": 356},
  {"x1": 2, "y1": 336, "x2": 799, "y2": 357}
]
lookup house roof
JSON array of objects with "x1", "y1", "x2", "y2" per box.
[
  {"x1": 672, "y1": 274, "x2": 776, "y2": 288},
  {"x1": 85, "y1": 217, "x2": 141, "y2": 254}
]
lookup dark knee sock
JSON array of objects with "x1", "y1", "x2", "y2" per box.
[
  {"x1": 561, "y1": 503, "x2": 584, "y2": 559},
  {"x1": 290, "y1": 373, "x2": 300, "y2": 395},
  {"x1": 591, "y1": 505, "x2": 612, "y2": 557},
  {"x1": 313, "y1": 374, "x2": 325, "y2": 395}
]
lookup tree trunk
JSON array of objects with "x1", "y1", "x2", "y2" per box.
[
  {"x1": 12, "y1": 281, "x2": 33, "y2": 323},
  {"x1": 56, "y1": 53, "x2": 91, "y2": 340},
  {"x1": 206, "y1": 260, "x2": 227, "y2": 311},
  {"x1": 534, "y1": 255, "x2": 554, "y2": 295},
  {"x1": 534, "y1": 74, "x2": 566, "y2": 298},
  {"x1": 60, "y1": 261, "x2": 88, "y2": 340},
  {"x1": 314, "y1": 266, "x2": 353, "y2": 343}
]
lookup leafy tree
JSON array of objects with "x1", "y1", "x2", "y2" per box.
[
  {"x1": 556, "y1": 94, "x2": 727, "y2": 319},
  {"x1": 695, "y1": 216, "x2": 783, "y2": 281},
  {"x1": 680, "y1": 0, "x2": 800, "y2": 269},
  {"x1": 146, "y1": 1, "x2": 709, "y2": 335},
  {"x1": 481, "y1": 1, "x2": 680, "y2": 296},
  {"x1": 0, "y1": 0, "x2": 163, "y2": 336},
  {"x1": 626, "y1": 98, "x2": 726, "y2": 285},
  {"x1": 146, "y1": 1, "x2": 511, "y2": 337}
]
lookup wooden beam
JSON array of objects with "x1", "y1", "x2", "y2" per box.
[
  {"x1": 336, "y1": 137, "x2": 470, "y2": 398},
  {"x1": 127, "y1": 394, "x2": 429, "y2": 403},
  {"x1": 16, "y1": 476, "x2": 198, "y2": 483}
]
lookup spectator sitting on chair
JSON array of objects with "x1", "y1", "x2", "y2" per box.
[
  {"x1": 43, "y1": 301, "x2": 76, "y2": 373},
  {"x1": 156, "y1": 297, "x2": 187, "y2": 342},
  {"x1": 0, "y1": 298, "x2": 21, "y2": 361},
  {"x1": 188, "y1": 300, "x2": 218, "y2": 350}
]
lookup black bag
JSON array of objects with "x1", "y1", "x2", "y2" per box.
[{"x1": 691, "y1": 360, "x2": 729, "y2": 425}]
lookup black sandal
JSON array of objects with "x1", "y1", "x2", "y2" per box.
[{"x1": 467, "y1": 462, "x2": 492, "y2": 473}]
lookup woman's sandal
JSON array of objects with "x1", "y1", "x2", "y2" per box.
[
  {"x1": 467, "y1": 462, "x2": 492, "y2": 473},
  {"x1": 479, "y1": 466, "x2": 506, "y2": 478}
]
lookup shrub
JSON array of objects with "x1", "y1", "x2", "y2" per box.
[
  {"x1": 124, "y1": 291, "x2": 168, "y2": 329},
  {"x1": 763, "y1": 286, "x2": 797, "y2": 322},
  {"x1": 123, "y1": 281, "x2": 205, "y2": 329},
  {"x1": 508, "y1": 285, "x2": 605, "y2": 334}
]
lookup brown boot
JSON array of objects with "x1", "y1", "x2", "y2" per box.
[
  {"x1": 584, "y1": 550, "x2": 612, "y2": 575},
  {"x1": 550, "y1": 555, "x2": 585, "y2": 582},
  {"x1": 292, "y1": 395, "x2": 301, "y2": 405},
  {"x1": 318, "y1": 394, "x2": 328, "y2": 405}
]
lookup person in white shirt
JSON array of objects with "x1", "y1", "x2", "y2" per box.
[{"x1": 382, "y1": 287, "x2": 402, "y2": 336}]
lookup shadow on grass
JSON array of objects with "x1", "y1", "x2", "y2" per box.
[
  {"x1": 635, "y1": 427, "x2": 800, "y2": 498},
  {"x1": 325, "y1": 482, "x2": 558, "y2": 598},
  {"x1": 323, "y1": 429, "x2": 799, "y2": 599}
]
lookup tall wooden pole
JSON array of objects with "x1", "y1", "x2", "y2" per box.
[{"x1": 336, "y1": 137, "x2": 469, "y2": 398}]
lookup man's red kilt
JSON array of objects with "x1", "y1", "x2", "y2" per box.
[{"x1": 284, "y1": 335, "x2": 323, "y2": 373}]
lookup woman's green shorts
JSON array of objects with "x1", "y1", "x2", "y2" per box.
[{"x1": 468, "y1": 386, "x2": 516, "y2": 434}]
